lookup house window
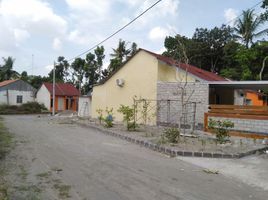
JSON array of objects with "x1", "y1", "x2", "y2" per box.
[
  {"x1": 245, "y1": 99, "x2": 252, "y2": 105},
  {"x1": 17, "y1": 95, "x2": 23, "y2": 104},
  {"x1": 50, "y1": 99, "x2": 53, "y2": 108}
]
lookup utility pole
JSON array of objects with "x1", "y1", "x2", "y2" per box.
[
  {"x1": 259, "y1": 56, "x2": 268, "y2": 81},
  {"x1": 52, "y1": 61, "x2": 56, "y2": 116}
]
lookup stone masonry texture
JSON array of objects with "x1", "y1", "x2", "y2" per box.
[{"x1": 157, "y1": 82, "x2": 209, "y2": 129}]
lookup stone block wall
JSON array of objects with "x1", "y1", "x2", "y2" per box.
[
  {"x1": 208, "y1": 116, "x2": 268, "y2": 135},
  {"x1": 157, "y1": 82, "x2": 209, "y2": 129}
]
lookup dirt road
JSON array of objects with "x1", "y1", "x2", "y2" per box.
[{"x1": 2, "y1": 115, "x2": 268, "y2": 200}]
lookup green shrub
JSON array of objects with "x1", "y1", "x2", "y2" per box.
[
  {"x1": 96, "y1": 109, "x2": 103, "y2": 124},
  {"x1": 163, "y1": 128, "x2": 180, "y2": 143},
  {"x1": 0, "y1": 102, "x2": 47, "y2": 114},
  {"x1": 117, "y1": 105, "x2": 137, "y2": 131},
  {"x1": 103, "y1": 107, "x2": 114, "y2": 128},
  {"x1": 208, "y1": 119, "x2": 234, "y2": 143}
]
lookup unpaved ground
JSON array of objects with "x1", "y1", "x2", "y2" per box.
[
  {"x1": 1, "y1": 115, "x2": 268, "y2": 200},
  {"x1": 178, "y1": 154, "x2": 268, "y2": 191},
  {"x1": 76, "y1": 118, "x2": 267, "y2": 154}
]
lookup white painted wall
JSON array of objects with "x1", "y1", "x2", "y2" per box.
[
  {"x1": 36, "y1": 85, "x2": 50, "y2": 110},
  {"x1": 78, "y1": 97, "x2": 91, "y2": 117},
  {"x1": 0, "y1": 90, "x2": 34, "y2": 105},
  {"x1": 234, "y1": 89, "x2": 245, "y2": 105}
]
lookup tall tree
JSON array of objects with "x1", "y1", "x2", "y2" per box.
[
  {"x1": 21, "y1": 71, "x2": 28, "y2": 82},
  {"x1": 163, "y1": 25, "x2": 233, "y2": 72},
  {"x1": 71, "y1": 58, "x2": 85, "y2": 91},
  {"x1": 234, "y1": 9, "x2": 268, "y2": 48},
  {"x1": 94, "y1": 46, "x2": 105, "y2": 80},
  {"x1": 48, "y1": 56, "x2": 69, "y2": 82},
  {"x1": 0, "y1": 57, "x2": 19, "y2": 81}
]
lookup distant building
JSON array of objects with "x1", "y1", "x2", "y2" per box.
[
  {"x1": 0, "y1": 79, "x2": 36, "y2": 105},
  {"x1": 36, "y1": 82, "x2": 80, "y2": 112}
]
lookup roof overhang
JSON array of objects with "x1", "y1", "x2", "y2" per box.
[{"x1": 209, "y1": 81, "x2": 268, "y2": 90}]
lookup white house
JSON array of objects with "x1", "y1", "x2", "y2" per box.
[{"x1": 0, "y1": 79, "x2": 36, "y2": 105}]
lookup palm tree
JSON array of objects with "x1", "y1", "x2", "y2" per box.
[
  {"x1": 0, "y1": 57, "x2": 19, "y2": 81},
  {"x1": 110, "y1": 39, "x2": 131, "y2": 62},
  {"x1": 234, "y1": 9, "x2": 268, "y2": 48}
]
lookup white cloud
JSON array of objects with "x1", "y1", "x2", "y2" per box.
[
  {"x1": 65, "y1": 0, "x2": 110, "y2": 16},
  {"x1": 0, "y1": 0, "x2": 67, "y2": 41},
  {"x1": 137, "y1": 0, "x2": 179, "y2": 26},
  {"x1": 224, "y1": 8, "x2": 238, "y2": 27},
  {"x1": 156, "y1": 47, "x2": 166, "y2": 54},
  {"x1": 149, "y1": 27, "x2": 169, "y2": 40},
  {"x1": 45, "y1": 64, "x2": 53, "y2": 71},
  {"x1": 52, "y1": 38, "x2": 62, "y2": 51},
  {"x1": 14, "y1": 29, "x2": 30, "y2": 43},
  {"x1": 148, "y1": 25, "x2": 176, "y2": 41}
]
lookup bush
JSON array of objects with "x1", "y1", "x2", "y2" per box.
[
  {"x1": 0, "y1": 102, "x2": 47, "y2": 114},
  {"x1": 103, "y1": 107, "x2": 114, "y2": 128},
  {"x1": 163, "y1": 128, "x2": 180, "y2": 143},
  {"x1": 117, "y1": 105, "x2": 137, "y2": 131},
  {"x1": 208, "y1": 119, "x2": 234, "y2": 143}
]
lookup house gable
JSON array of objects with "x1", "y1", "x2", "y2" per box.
[{"x1": 92, "y1": 50, "x2": 159, "y2": 120}]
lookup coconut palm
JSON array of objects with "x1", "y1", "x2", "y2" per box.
[
  {"x1": 110, "y1": 39, "x2": 131, "y2": 62},
  {"x1": 0, "y1": 57, "x2": 19, "y2": 81},
  {"x1": 234, "y1": 9, "x2": 268, "y2": 48}
]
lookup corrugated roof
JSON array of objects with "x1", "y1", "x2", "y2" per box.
[
  {"x1": 43, "y1": 82, "x2": 80, "y2": 96},
  {"x1": 141, "y1": 49, "x2": 227, "y2": 81},
  {"x1": 0, "y1": 79, "x2": 18, "y2": 87}
]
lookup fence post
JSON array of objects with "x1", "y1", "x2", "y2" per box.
[
  {"x1": 167, "y1": 100, "x2": 170, "y2": 125},
  {"x1": 192, "y1": 102, "x2": 197, "y2": 134}
]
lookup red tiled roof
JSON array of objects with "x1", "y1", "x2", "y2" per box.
[
  {"x1": 141, "y1": 49, "x2": 227, "y2": 81},
  {"x1": 43, "y1": 82, "x2": 80, "y2": 96},
  {"x1": 0, "y1": 79, "x2": 18, "y2": 87}
]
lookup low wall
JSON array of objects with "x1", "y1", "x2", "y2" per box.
[{"x1": 207, "y1": 115, "x2": 268, "y2": 136}]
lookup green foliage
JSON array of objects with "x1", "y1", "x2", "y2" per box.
[
  {"x1": 96, "y1": 109, "x2": 103, "y2": 124},
  {"x1": 234, "y1": 9, "x2": 268, "y2": 48},
  {"x1": 164, "y1": 25, "x2": 234, "y2": 72},
  {"x1": 0, "y1": 117, "x2": 12, "y2": 160},
  {"x1": 0, "y1": 57, "x2": 20, "y2": 81},
  {"x1": 109, "y1": 39, "x2": 138, "y2": 73},
  {"x1": 103, "y1": 107, "x2": 114, "y2": 128},
  {"x1": 0, "y1": 102, "x2": 47, "y2": 114},
  {"x1": 208, "y1": 119, "x2": 234, "y2": 143},
  {"x1": 162, "y1": 128, "x2": 180, "y2": 143},
  {"x1": 117, "y1": 105, "x2": 137, "y2": 131},
  {"x1": 48, "y1": 56, "x2": 69, "y2": 83}
]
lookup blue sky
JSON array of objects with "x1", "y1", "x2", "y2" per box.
[{"x1": 0, "y1": 0, "x2": 264, "y2": 76}]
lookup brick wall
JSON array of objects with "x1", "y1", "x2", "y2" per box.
[
  {"x1": 208, "y1": 116, "x2": 268, "y2": 135},
  {"x1": 157, "y1": 82, "x2": 209, "y2": 129}
]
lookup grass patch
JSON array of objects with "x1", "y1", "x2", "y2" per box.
[
  {"x1": 36, "y1": 171, "x2": 52, "y2": 179},
  {"x1": 0, "y1": 119, "x2": 13, "y2": 160},
  {"x1": 53, "y1": 183, "x2": 71, "y2": 199},
  {"x1": 0, "y1": 117, "x2": 13, "y2": 199}
]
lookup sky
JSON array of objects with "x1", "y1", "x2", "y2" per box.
[{"x1": 0, "y1": 0, "x2": 265, "y2": 76}]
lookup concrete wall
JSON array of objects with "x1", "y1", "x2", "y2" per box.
[
  {"x1": 78, "y1": 97, "x2": 91, "y2": 117},
  {"x1": 208, "y1": 116, "x2": 268, "y2": 135},
  {"x1": 92, "y1": 50, "x2": 159, "y2": 122},
  {"x1": 157, "y1": 61, "x2": 196, "y2": 82},
  {"x1": 157, "y1": 82, "x2": 209, "y2": 129},
  {"x1": 36, "y1": 84, "x2": 50, "y2": 110},
  {"x1": 0, "y1": 90, "x2": 34, "y2": 105}
]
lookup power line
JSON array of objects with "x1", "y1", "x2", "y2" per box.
[{"x1": 67, "y1": 0, "x2": 163, "y2": 62}]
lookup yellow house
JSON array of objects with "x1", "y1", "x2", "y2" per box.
[{"x1": 92, "y1": 49, "x2": 226, "y2": 125}]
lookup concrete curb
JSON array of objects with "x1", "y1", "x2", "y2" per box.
[{"x1": 76, "y1": 122, "x2": 268, "y2": 159}]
